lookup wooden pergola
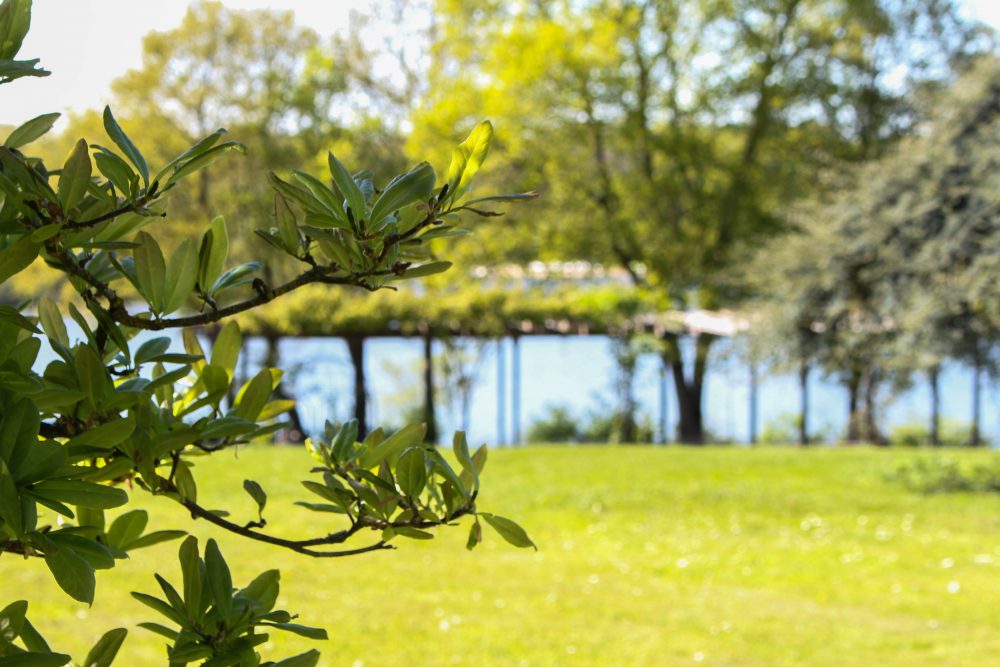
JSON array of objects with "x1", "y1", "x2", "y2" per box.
[{"x1": 236, "y1": 282, "x2": 752, "y2": 444}]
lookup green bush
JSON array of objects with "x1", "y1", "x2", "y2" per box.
[
  {"x1": 526, "y1": 404, "x2": 581, "y2": 443},
  {"x1": 0, "y1": 2, "x2": 534, "y2": 663},
  {"x1": 889, "y1": 418, "x2": 983, "y2": 447},
  {"x1": 889, "y1": 456, "x2": 1000, "y2": 494}
]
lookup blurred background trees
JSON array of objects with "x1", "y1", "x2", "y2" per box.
[{"x1": 15, "y1": 0, "x2": 999, "y2": 445}]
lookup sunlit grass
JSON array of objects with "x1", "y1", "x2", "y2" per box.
[{"x1": 4, "y1": 446, "x2": 1000, "y2": 666}]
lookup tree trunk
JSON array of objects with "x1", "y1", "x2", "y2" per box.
[
  {"x1": 658, "y1": 360, "x2": 669, "y2": 444},
  {"x1": 263, "y1": 334, "x2": 305, "y2": 444},
  {"x1": 421, "y1": 330, "x2": 438, "y2": 444},
  {"x1": 663, "y1": 333, "x2": 713, "y2": 444},
  {"x1": 798, "y1": 361, "x2": 810, "y2": 446},
  {"x1": 612, "y1": 335, "x2": 638, "y2": 443},
  {"x1": 346, "y1": 335, "x2": 367, "y2": 439},
  {"x1": 862, "y1": 368, "x2": 884, "y2": 445},
  {"x1": 928, "y1": 365, "x2": 941, "y2": 447},
  {"x1": 846, "y1": 368, "x2": 862, "y2": 443}
]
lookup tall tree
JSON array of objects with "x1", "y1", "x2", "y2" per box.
[{"x1": 753, "y1": 57, "x2": 1000, "y2": 443}]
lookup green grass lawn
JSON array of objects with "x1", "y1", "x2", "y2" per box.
[{"x1": 4, "y1": 446, "x2": 1000, "y2": 666}]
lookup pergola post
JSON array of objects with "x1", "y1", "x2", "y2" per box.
[
  {"x1": 496, "y1": 337, "x2": 506, "y2": 446},
  {"x1": 748, "y1": 360, "x2": 759, "y2": 445},
  {"x1": 512, "y1": 334, "x2": 521, "y2": 446}
]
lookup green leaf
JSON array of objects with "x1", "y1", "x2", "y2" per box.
[
  {"x1": 4, "y1": 112, "x2": 60, "y2": 148},
  {"x1": 0, "y1": 652, "x2": 72, "y2": 666},
  {"x1": 72, "y1": 354, "x2": 108, "y2": 415},
  {"x1": 396, "y1": 261, "x2": 452, "y2": 280},
  {"x1": 46, "y1": 533, "x2": 118, "y2": 570},
  {"x1": 106, "y1": 509, "x2": 147, "y2": 550},
  {"x1": 198, "y1": 216, "x2": 229, "y2": 292},
  {"x1": 66, "y1": 415, "x2": 135, "y2": 450},
  {"x1": 82, "y1": 627, "x2": 128, "y2": 667},
  {"x1": 0, "y1": 599, "x2": 27, "y2": 644},
  {"x1": 102, "y1": 106, "x2": 148, "y2": 186},
  {"x1": 265, "y1": 623, "x2": 328, "y2": 640},
  {"x1": 131, "y1": 592, "x2": 186, "y2": 626},
  {"x1": 0, "y1": 397, "x2": 39, "y2": 471},
  {"x1": 173, "y1": 462, "x2": 196, "y2": 503},
  {"x1": 132, "y1": 231, "x2": 166, "y2": 311},
  {"x1": 125, "y1": 530, "x2": 186, "y2": 551},
  {"x1": 480, "y1": 513, "x2": 536, "y2": 550},
  {"x1": 178, "y1": 535, "x2": 203, "y2": 618},
  {"x1": 210, "y1": 261, "x2": 261, "y2": 295},
  {"x1": 18, "y1": 617, "x2": 52, "y2": 654},
  {"x1": 135, "y1": 622, "x2": 178, "y2": 641},
  {"x1": 134, "y1": 337, "x2": 170, "y2": 365},
  {"x1": 44, "y1": 541, "x2": 96, "y2": 604},
  {"x1": 0, "y1": 235, "x2": 40, "y2": 285},
  {"x1": 243, "y1": 479, "x2": 266, "y2": 514},
  {"x1": 233, "y1": 369, "x2": 273, "y2": 421},
  {"x1": 395, "y1": 447, "x2": 427, "y2": 497},
  {"x1": 459, "y1": 191, "x2": 539, "y2": 207},
  {"x1": 257, "y1": 399, "x2": 295, "y2": 421},
  {"x1": 330, "y1": 419, "x2": 358, "y2": 463},
  {"x1": 445, "y1": 120, "x2": 493, "y2": 203},
  {"x1": 211, "y1": 321, "x2": 242, "y2": 380},
  {"x1": 0, "y1": 461, "x2": 23, "y2": 535},
  {"x1": 204, "y1": 538, "x2": 233, "y2": 618},
  {"x1": 162, "y1": 237, "x2": 198, "y2": 314},
  {"x1": 29, "y1": 480, "x2": 128, "y2": 509},
  {"x1": 0, "y1": 0, "x2": 32, "y2": 60},
  {"x1": 152, "y1": 128, "x2": 226, "y2": 183},
  {"x1": 466, "y1": 519, "x2": 482, "y2": 551},
  {"x1": 29, "y1": 223, "x2": 61, "y2": 242},
  {"x1": 327, "y1": 152, "x2": 366, "y2": 224},
  {"x1": 237, "y1": 569, "x2": 279, "y2": 612},
  {"x1": 58, "y1": 138, "x2": 92, "y2": 210},
  {"x1": 268, "y1": 650, "x2": 322, "y2": 667},
  {"x1": 92, "y1": 149, "x2": 135, "y2": 196},
  {"x1": 164, "y1": 141, "x2": 245, "y2": 186},
  {"x1": 453, "y1": 432, "x2": 479, "y2": 491},
  {"x1": 38, "y1": 297, "x2": 68, "y2": 348},
  {"x1": 274, "y1": 193, "x2": 300, "y2": 252},
  {"x1": 292, "y1": 169, "x2": 347, "y2": 222},
  {"x1": 370, "y1": 162, "x2": 436, "y2": 226},
  {"x1": 392, "y1": 526, "x2": 434, "y2": 540},
  {"x1": 359, "y1": 422, "x2": 426, "y2": 469}
]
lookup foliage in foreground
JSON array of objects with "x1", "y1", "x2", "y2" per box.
[{"x1": 0, "y1": 1, "x2": 534, "y2": 663}]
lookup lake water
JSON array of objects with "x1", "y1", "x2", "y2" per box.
[
  {"x1": 36, "y1": 323, "x2": 997, "y2": 446},
  {"x1": 247, "y1": 335, "x2": 998, "y2": 447}
]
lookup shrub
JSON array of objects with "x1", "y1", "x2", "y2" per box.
[
  {"x1": 889, "y1": 419, "x2": 985, "y2": 447},
  {"x1": 0, "y1": 2, "x2": 535, "y2": 663},
  {"x1": 888, "y1": 456, "x2": 1000, "y2": 494},
  {"x1": 526, "y1": 403, "x2": 580, "y2": 443}
]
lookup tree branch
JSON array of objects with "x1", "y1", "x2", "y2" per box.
[{"x1": 175, "y1": 487, "x2": 474, "y2": 558}]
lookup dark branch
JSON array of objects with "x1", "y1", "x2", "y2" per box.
[{"x1": 174, "y1": 484, "x2": 474, "y2": 558}]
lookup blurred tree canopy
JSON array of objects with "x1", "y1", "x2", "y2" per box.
[
  {"x1": 751, "y1": 57, "x2": 1000, "y2": 444},
  {"x1": 407, "y1": 0, "x2": 989, "y2": 441},
  {"x1": 8, "y1": 0, "x2": 994, "y2": 444}
]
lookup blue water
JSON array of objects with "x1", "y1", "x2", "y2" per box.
[
  {"x1": 254, "y1": 335, "x2": 998, "y2": 447},
  {"x1": 35, "y1": 324, "x2": 997, "y2": 446}
]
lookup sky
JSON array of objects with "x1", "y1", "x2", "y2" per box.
[{"x1": 1, "y1": 0, "x2": 999, "y2": 127}]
